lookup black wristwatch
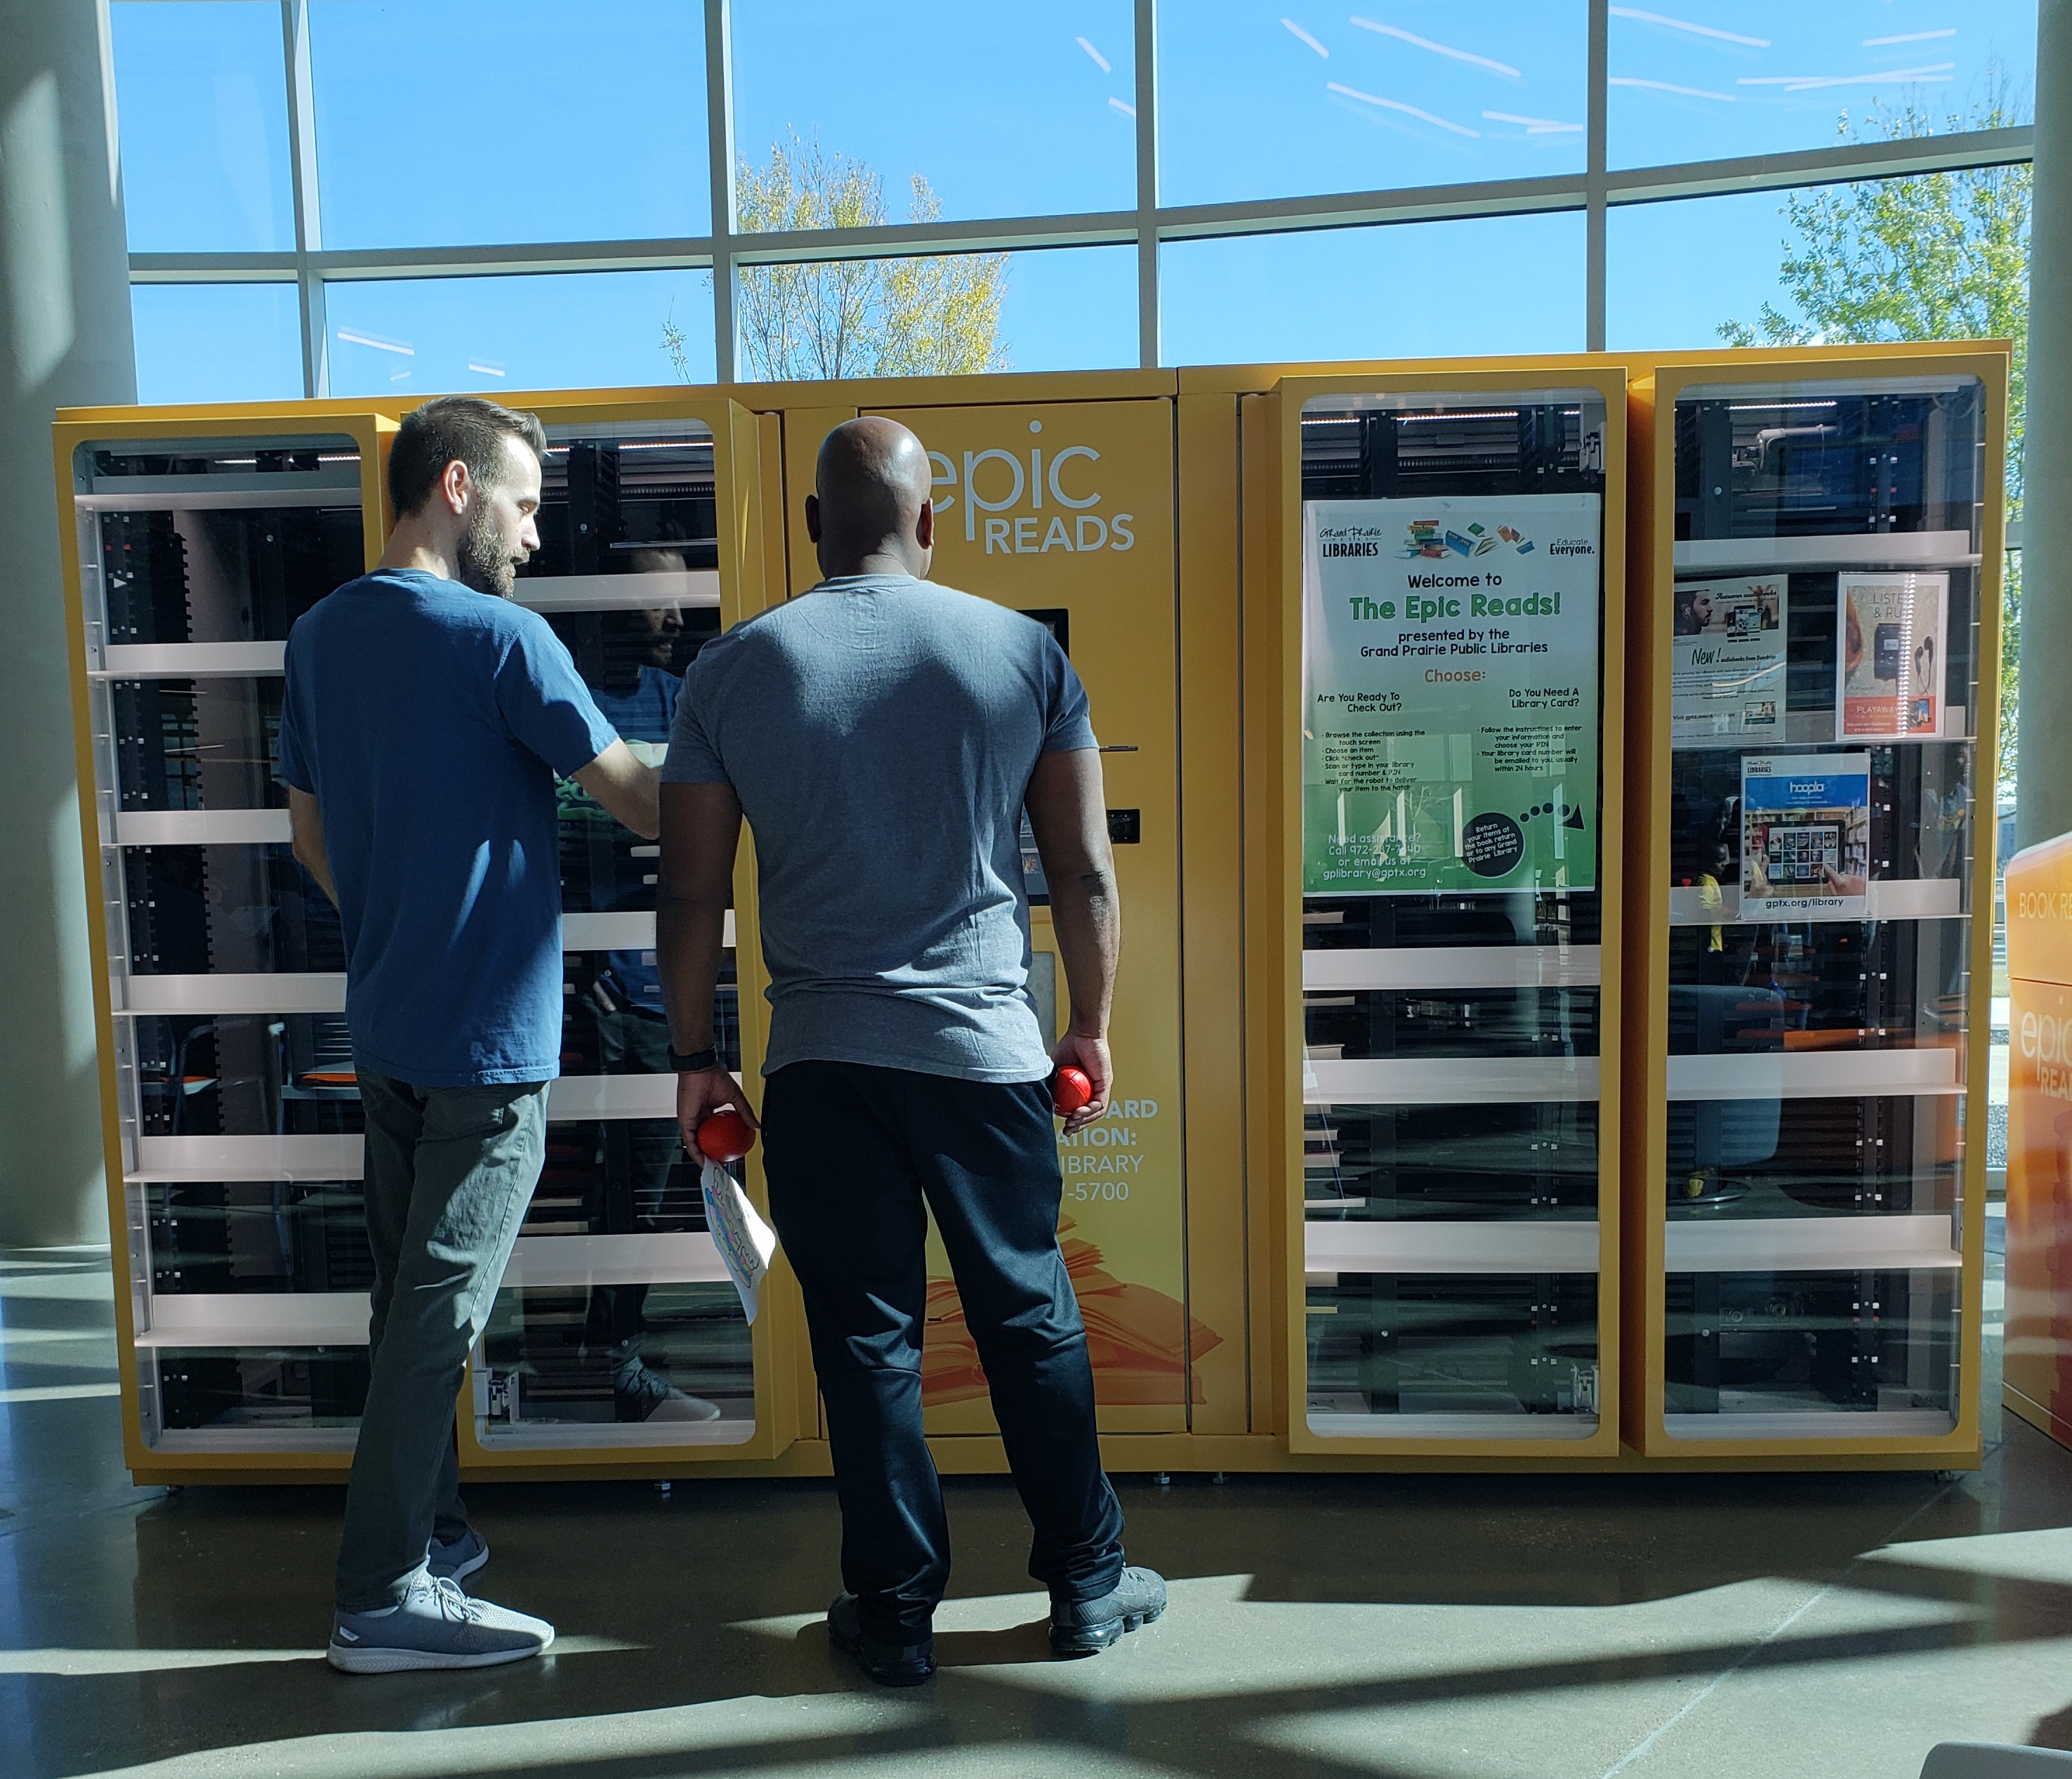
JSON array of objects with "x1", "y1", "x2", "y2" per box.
[{"x1": 668, "y1": 1045, "x2": 720, "y2": 1073}]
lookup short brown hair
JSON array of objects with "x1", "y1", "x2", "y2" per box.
[{"x1": 388, "y1": 395, "x2": 547, "y2": 518}]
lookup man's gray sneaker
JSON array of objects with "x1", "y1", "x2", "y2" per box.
[
  {"x1": 327, "y1": 1571, "x2": 553, "y2": 1674},
  {"x1": 426, "y1": 1527, "x2": 489, "y2": 1583},
  {"x1": 1050, "y1": 1565, "x2": 1166, "y2": 1655}
]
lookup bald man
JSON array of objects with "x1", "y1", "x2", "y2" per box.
[{"x1": 655, "y1": 417, "x2": 1163, "y2": 1684}]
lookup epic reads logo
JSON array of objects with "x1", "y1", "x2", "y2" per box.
[{"x1": 927, "y1": 425, "x2": 1136, "y2": 556}]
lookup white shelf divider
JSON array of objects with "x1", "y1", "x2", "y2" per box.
[
  {"x1": 1305, "y1": 1219, "x2": 1601, "y2": 1277},
  {"x1": 119, "y1": 973, "x2": 345, "y2": 1016},
  {"x1": 114, "y1": 809, "x2": 291, "y2": 847},
  {"x1": 563, "y1": 910, "x2": 737, "y2": 951},
  {"x1": 1305, "y1": 1412, "x2": 1600, "y2": 1441},
  {"x1": 76, "y1": 483, "x2": 358, "y2": 512},
  {"x1": 98, "y1": 641, "x2": 286, "y2": 678},
  {"x1": 1668, "y1": 879, "x2": 1964, "y2": 926},
  {"x1": 1672, "y1": 532, "x2": 1975, "y2": 572},
  {"x1": 1306, "y1": 1056, "x2": 1599, "y2": 1105},
  {"x1": 136, "y1": 1291, "x2": 369, "y2": 1348},
  {"x1": 500, "y1": 1232, "x2": 727, "y2": 1289},
  {"x1": 133, "y1": 1134, "x2": 364, "y2": 1180},
  {"x1": 1304, "y1": 945, "x2": 1602, "y2": 992},
  {"x1": 1663, "y1": 1410, "x2": 1956, "y2": 1440},
  {"x1": 1665, "y1": 1047, "x2": 1960, "y2": 1101},
  {"x1": 1663, "y1": 1213, "x2": 1958, "y2": 1273},
  {"x1": 511, "y1": 570, "x2": 720, "y2": 611}
]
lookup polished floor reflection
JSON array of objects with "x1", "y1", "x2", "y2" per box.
[{"x1": 4, "y1": 1235, "x2": 2071, "y2": 1779}]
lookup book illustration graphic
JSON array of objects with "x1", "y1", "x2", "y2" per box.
[
  {"x1": 1402, "y1": 516, "x2": 1540, "y2": 560},
  {"x1": 922, "y1": 1216, "x2": 1221, "y2": 1406}
]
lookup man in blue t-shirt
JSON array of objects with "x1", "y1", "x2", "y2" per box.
[
  {"x1": 278, "y1": 395, "x2": 658, "y2": 1674},
  {"x1": 656, "y1": 417, "x2": 1165, "y2": 1687}
]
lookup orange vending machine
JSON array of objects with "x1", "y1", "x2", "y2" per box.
[{"x1": 2003, "y1": 831, "x2": 2072, "y2": 1447}]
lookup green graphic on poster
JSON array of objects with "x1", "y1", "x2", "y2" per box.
[{"x1": 1302, "y1": 494, "x2": 1602, "y2": 894}]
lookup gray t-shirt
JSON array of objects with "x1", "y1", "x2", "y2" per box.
[{"x1": 662, "y1": 574, "x2": 1097, "y2": 1082}]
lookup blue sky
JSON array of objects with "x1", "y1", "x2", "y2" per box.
[{"x1": 114, "y1": 1, "x2": 2035, "y2": 401}]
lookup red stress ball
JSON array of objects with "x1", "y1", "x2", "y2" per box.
[
  {"x1": 1051, "y1": 1066, "x2": 1093, "y2": 1117},
  {"x1": 697, "y1": 1108, "x2": 756, "y2": 1164}
]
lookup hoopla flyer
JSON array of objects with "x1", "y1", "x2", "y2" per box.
[{"x1": 1739, "y1": 753, "x2": 1873, "y2": 921}]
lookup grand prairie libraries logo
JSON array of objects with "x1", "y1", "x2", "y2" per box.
[{"x1": 1399, "y1": 516, "x2": 1538, "y2": 560}]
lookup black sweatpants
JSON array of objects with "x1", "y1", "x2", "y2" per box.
[{"x1": 761, "y1": 1060, "x2": 1126, "y2": 1641}]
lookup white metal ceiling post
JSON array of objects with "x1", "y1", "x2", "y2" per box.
[
  {"x1": 280, "y1": 0, "x2": 326, "y2": 396},
  {"x1": 1586, "y1": 0, "x2": 1607, "y2": 353},
  {"x1": 1135, "y1": 0, "x2": 1158, "y2": 369},
  {"x1": 705, "y1": 0, "x2": 737, "y2": 384}
]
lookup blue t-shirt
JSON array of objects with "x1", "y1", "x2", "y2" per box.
[
  {"x1": 662, "y1": 574, "x2": 1096, "y2": 1083},
  {"x1": 588, "y1": 662, "x2": 681, "y2": 744},
  {"x1": 277, "y1": 570, "x2": 619, "y2": 1086}
]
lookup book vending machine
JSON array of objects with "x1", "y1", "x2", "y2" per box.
[{"x1": 1625, "y1": 349, "x2": 2007, "y2": 1464}]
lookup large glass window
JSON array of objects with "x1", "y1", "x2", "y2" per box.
[
  {"x1": 1605, "y1": 188, "x2": 1814, "y2": 349},
  {"x1": 1609, "y1": 1, "x2": 2036, "y2": 169},
  {"x1": 1161, "y1": 214, "x2": 1586, "y2": 365},
  {"x1": 131, "y1": 284, "x2": 305, "y2": 404},
  {"x1": 110, "y1": 3, "x2": 2036, "y2": 392},
  {"x1": 113, "y1": 1, "x2": 295, "y2": 252},
  {"x1": 1159, "y1": 2, "x2": 1589, "y2": 207},
  {"x1": 324, "y1": 271, "x2": 715, "y2": 395},
  {"x1": 308, "y1": 0, "x2": 710, "y2": 249},
  {"x1": 730, "y1": 2, "x2": 1137, "y2": 226},
  {"x1": 734, "y1": 244, "x2": 1136, "y2": 381}
]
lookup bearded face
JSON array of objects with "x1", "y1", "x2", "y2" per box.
[{"x1": 456, "y1": 490, "x2": 523, "y2": 598}]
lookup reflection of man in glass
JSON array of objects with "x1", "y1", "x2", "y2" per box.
[{"x1": 567, "y1": 550, "x2": 718, "y2": 1423}]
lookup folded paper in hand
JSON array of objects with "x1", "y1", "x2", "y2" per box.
[{"x1": 700, "y1": 1155, "x2": 777, "y2": 1324}]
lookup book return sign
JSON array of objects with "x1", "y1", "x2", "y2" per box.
[{"x1": 1302, "y1": 494, "x2": 1602, "y2": 895}]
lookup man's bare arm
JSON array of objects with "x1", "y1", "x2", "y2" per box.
[
  {"x1": 1024, "y1": 747, "x2": 1119, "y2": 1133},
  {"x1": 656, "y1": 780, "x2": 755, "y2": 1142},
  {"x1": 572, "y1": 740, "x2": 661, "y2": 839},
  {"x1": 287, "y1": 788, "x2": 337, "y2": 907}
]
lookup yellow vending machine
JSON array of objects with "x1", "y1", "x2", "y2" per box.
[
  {"x1": 2002, "y1": 830, "x2": 2072, "y2": 1448},
  {"x1": 447, "y1": 395, "x2": 807, "y2": 1476},
  {"x1": 1625, "y1": 348, "x2": 2006, "y2": 1464},
  {"x1": 56, "y1": 409, "x2": 388, "y2": 1478},
  {"x1": 1257, "y1": 364, "x2": 1630, "y2": 1459},
  {"x1": 845, "y1": 384, "x2": 1210, "y2": 1448},
  {"x1": 55, "y1": 394, "x2": 793, "y2": 1483}
]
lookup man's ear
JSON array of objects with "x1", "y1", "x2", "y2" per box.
[
  {"x1": 804, "y1": 492, "x2": 822, "y2": 544},
  {"x1": 916, "y1": 497, "x2": 934, "y2": 550},
  {"x1": 441, "y1": 458, "x2": 472, "y2": 517}
]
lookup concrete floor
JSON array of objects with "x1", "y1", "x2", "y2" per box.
[{"x1": 6, "y1": 1244, "x2": 2072, "y2": 1779}]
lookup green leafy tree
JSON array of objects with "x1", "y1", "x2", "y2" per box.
[
  {"x1": 1720, "y1": 93, "x2": 2028, "y2": 789},
  {"x1": 663, "y1": 133, "x2": 1010, "y2": 383}
]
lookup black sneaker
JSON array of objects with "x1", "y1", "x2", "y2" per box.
[
  {"x1": 826, "y1": 1592, "x2": 934, "y2": 1686},
  {"x1": 1050, "y1": 1565, "x2": 1167, "y2": 1655}
]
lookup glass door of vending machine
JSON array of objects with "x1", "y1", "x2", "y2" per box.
[
  {"x1": 64, "y1": 416, "x2": 388, "y2": 1469},
  {"x1": 455, "y1": 398, "x2": 799, "y2": 1469},
  {"x1": 1274, "y1": 370, "x2": 1628, "y2": 1457},
  {"x1": 1634, "y1": 355, "x2": 2005, "y2": 1457}
]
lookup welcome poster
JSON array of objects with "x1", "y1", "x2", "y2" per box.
[{"x1": 1302, "y1": 494, "x2": 1602, "y2": 895}]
